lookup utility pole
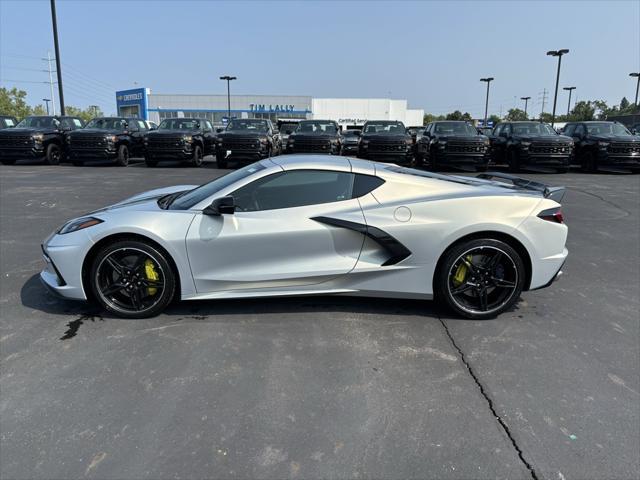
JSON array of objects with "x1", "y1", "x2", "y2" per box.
[
  {"x1": 43, "y1": 51, "x2": 56, "y2": 115},
  {"x1": 50, "y1": 0, "x2": 65, "y2": 115},
  {"x1": 521, "y1": 96, "x2": 531, "y2": 117},
  {"x1": 563, "y1": 86, "x2": 576, "y2": 116},
  {"x1": 480, "y1": 77, "x2": 494, "y2": 127},
  {"x1": 43, "y1": 99, "x2": 51, "y2": 115},
  {"x1": 219, "y1": 75, "x2": 237, "y2": 123},
  {"x1": 546, "y1": 49, "x2": 570, "y2": 126},
  {"x1": 539, "y1": 88, "x2": 548, "y2": 120},
  {"x1": 630, "y1": 73, "x2": 640, "y2": 106}
]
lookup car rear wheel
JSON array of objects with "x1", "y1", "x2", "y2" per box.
[
  {"x1": 436, "y1": 238, "x2": 525, "y2": 319},
  {"x1": 190, "y1": 144, "x2": 203, "y2": 167},
  {"x1": 116, "y1": 144, "x2": 129, "y2": 166},
  {"x1": 45, "y1": 144, "x2": 61, "y2": 165},
  {"x1": 90, "y1": 239, "x2": 176, "y2": 319}
]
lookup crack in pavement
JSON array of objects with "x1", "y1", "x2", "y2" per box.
[
  {"x1": 438, "y1": 315, "x2": 539, "y2": 480},
  {"x1": 567, "y1": 186, "x2": 633, "y2": 218}
]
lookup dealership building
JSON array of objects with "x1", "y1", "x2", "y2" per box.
[{"x1": 115, "y1": 88, "x2": 424, "y2": 128}]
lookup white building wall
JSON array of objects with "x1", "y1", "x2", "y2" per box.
[{"x1": 311, "y1": 98, "x2": 424, "y2": 128}]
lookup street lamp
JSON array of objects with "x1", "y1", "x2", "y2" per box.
[
  {"x1": 219, "y1": 75, "x2": 237, "y2": 122},
  {"x1": 42, "y1": 98, "x2": 51, "y2": 115},
  {"x1": 630, "y1": 73, "x2": 640, "y2": 106},
  {"x1": 520, "y1": 96, "x2": 531, "y2": 117},
  {"x1": 546, "y1": 49, "x2": 569, "y2": 126},
  {"x1": 480, "y1": 77, "x2": 494, "y2": 127},
  {"x1": 563, "y1": 87, "x2": 576, "y2": 116}
]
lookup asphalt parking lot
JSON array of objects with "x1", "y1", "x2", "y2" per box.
[{"x1": 1, "y1": 158, "x2": 638, "y2": 480}]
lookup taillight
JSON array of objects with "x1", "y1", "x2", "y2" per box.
[{"x1": 538, "y1": 207, "x2": 564, "y2": 224}]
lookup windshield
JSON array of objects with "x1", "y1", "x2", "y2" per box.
[
  {"x1": 158, "y1": 119, "x2": 200, "y2": 130},
  {"x1": 279, "y1": 122, "x2": 299, "y2": 133},
  {"x1": 295, "y1": 121, "x2": 338, "y2": 134},
  {"x1": 16, "y1": 116, "x2": 60, "y2": 129},
  {"x1": 85, "y1": 118, "x2": 128, "y2": 130},
  {"x1": 586, "y1": 123, "x2": 631, "y2": 136},
  {"x1": 363, "y1": 122, "x2": 405, "y2": 134},
  {"x1": 511, "y1": 123, "x2": 557, "y2": 136},
  {"x1": 343, "y1": 130, "x2": 360, "y2": 138},
  {"x1": 169, "y1": 162, "x2": 267, "y2": 210},
  {"x1": 433, "y1": 122, "x2": 477, "y2": 136},
  {"x1": 227, "y1": 119, "x2": 268, "y2": 132}
]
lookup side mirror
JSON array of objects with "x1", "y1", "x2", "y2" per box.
[{"x1": 203, "y1": 196, "x2": 235, "y2": 216}]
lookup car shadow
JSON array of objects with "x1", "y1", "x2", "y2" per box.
[{"x1": 21, "y1": 273, "x2": 443, "y2": 321}]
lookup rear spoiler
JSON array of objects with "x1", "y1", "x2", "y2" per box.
[{"x1": 476, "y1": 172, "x2": 566, "y2": 203}]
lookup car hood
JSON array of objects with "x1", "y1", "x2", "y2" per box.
[
  {"x1": 69, "y1": 128, "x2": 123, "y2": 136},
  {"x1": 0, "y1": 127, "x2": 56, "y2": 135},
  {"x1": 587, "y1": 134, "x2": 640, "y2": 142},
  {"x1": 90, "y1": 184, "x2": 199, "y2": 214},
  {"x1": 514, "y1": 134, "x2": 573, "y2": 143}
]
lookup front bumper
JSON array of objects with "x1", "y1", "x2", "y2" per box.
[
  {"x1": 145, "y1": 147, "x2": 194, "y2": 160},
  {"x1": 596, "y1": 151, "x2": 640, "y2": 169},
  {"x1": 518, "y1": 147, "x2": 572, "y2": 167},
  {"x1": 0, "y1": 146, "x2": 46, "y2": 159},
  {"x1": 359, "y1": 147, "x2": 414, "y2": 163},
  {"x1": 40, "y1": 231, "x2": 93, "y2": 300},
  {"x1": 69, "y1": 147, "x2": 118, "y2": 159}
]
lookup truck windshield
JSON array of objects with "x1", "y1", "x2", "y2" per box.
[
  {"x1": 16, "y1": 117, "x2": 60, "y2": 129},
  {"x1": 511, "y1": 123, "x2": 556, "y2": 136},
  {"x1": 158, "y1": 119, "x2": 200, "y2": 130},
  {"x1": 227, "y1": 120, "x2": 268, "y2": 132},
  {"x1": 586, "y1": 123, "x2": 631, "y2": 136},
  {"x1": 295, "y1": 121, "x2": 338, "y2": 134},
  {"x1": 434, "y1": 122, "x2": 478, "y2": 136},
  {"x1": 85, "y1": 118, "x2": 128, "y2": 130},
  {"x1": 168, "y1": 162, "x2": 267, "y2": 210},
  {"x1": 363, "y1": 122, "x2": 405, "y2": 134}
]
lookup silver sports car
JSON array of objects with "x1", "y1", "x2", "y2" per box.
[{"x1": 41, "y1": 155, "x2": 568, "y2": 319}]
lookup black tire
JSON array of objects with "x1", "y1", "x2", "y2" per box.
[
  {"x1": 72, "y1": 159, "x2": 84, "y2": 166},
  {"x1": 1, "y1": 158, "x2": 16, "y2": 165},
  {"x1": 189, "y1": 144, "x2": 203, "y2": 167},
  {"x1": 475, "y1": 164, "x2": 489, "y2": 172},
  {"x1": 89, "y1": 239, "x2": 176, "y2": 319},
  {"x1": 582, "y1": 150, "x2": 597, "y2": 173},
  {"x1": 508, "y1": 149, "x2": 520, "y2": 173},
  {"x1": 115, "y1": 144, "x2": 129, "y2": 166},
  {"x1": 45, "y1": 143, "x2": 61, "y2": 165},
  {"x1": 144, "y1": 153, "x2": 158, "y2": 167},
  {"x1": 216, "y1": 152, "x2": 228, "y2": 169},
  {"x1": 435, "y1": 238, "x2": 525, "y2": 320},
  {"x1": 430, "y1": 148, "x2": 439, "y2": 171}
]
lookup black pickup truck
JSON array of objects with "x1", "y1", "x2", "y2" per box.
[
  {"x1": 0, "y1": 115, "x2": 84, "y2": 165},
  {"x1": 357, "y1": 120, "x2": 415, "y2": 165},
  {"x1": 143, "y1": 117, "x2": 216, "y2": 167},
  {"x1": 0, "y1": 115, "x2": 18, "y2": 129},
  {"x1": 285, "y1": 120, "x2": 342, "y2": 154},
  {"x1": 489, "y1": 121, "x2": 574, "y2": 173},
  {"x1": 215, "y1": 118, "x2": 281, "y2": 169},
  {"x1": 563, "y1": 121, "x2": 640, "y2": 172},
  {"x1": 416, "y1": 121, "x2": 491, "y2": 171},
  {"x1": 67, "y1": 117, "x2": 148, "y2": 166}
]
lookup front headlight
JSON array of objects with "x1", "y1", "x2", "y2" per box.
[
  {"x1": 599, "y1": 142, "x2": 609, "y2": 149},
  {"x1": 105, "y1": 135, "x2": 117, "y2": 143},
  {"x1": 259, "y1": 138, "x2": 268, "y2": 144},
  {"x1": 360, "y1": 139, "x2": 369, "y2": 145},
  {"x1": 32, "y1": 133, "x2": 44, "y2": 143},
  {"x1": 521, "y1": 141, "x2": 531, "y2": 147},
  {"x1": 58, "y1": 217, "x2": 103, "y2": 235},
  {"x1": 182, "y1": 135, "x2": 193, "y2": 143}
]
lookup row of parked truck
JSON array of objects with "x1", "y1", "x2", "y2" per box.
[{"x1": 0, "y1": 114, "x2": 639, "y2": 172}]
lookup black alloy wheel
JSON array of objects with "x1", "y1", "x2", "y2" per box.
[
  {"x1": 116, "y1": 144, "x2": 129, "y2": 166},
  {"x1": 45, "y1": 144, "x2": 61, "y2": 165},
  {"x1": 190, "y1": 144, "x2": 203, "y2": 167},
  {"x1": 90, "y1": 240, "x2": 176, "y2": 318},
  {"x1": 437, "y1": 239, "x2": 525, "y2": 319}
]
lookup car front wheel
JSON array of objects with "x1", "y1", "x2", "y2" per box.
[
  {"x1": 116, "y1": 145, "x2": 129, "y2": 166},
  {"x1": 45, "y1": 143, "x2": 61, "y2": 165},
  {"x1": 90, "y1": 239, "x2": 176, "y2": 318},
  {"x1": 436, "y1": 238, "x2": 525, "y2": 319}
]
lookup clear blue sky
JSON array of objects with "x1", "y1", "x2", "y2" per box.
[{"x1": 1, "y1": 0, "x2": 638, "y2": 118}]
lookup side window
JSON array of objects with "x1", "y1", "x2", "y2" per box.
[
  {"x1": 563, "y1": 124, "x2": 575, "y2": 136},
  {"x1": 62, "y1": 118, "x2": 81, "y2": 130},
  {"x1": 574, "y1": 124, "x2": 585, "y2": 137},
  {"x1": 352, "y1": 174, "x2": 385, "y2": 198},
  {"x1": 137, "y1": 120, "x2": 148, "y2": 131},
  {"x1": 232, "y1": 170, "x2": 355, "y2": 212},
  {"x1": 204, "y1": 121, "x2": 213, "y2": 132},
  {"x1": 493, "y1": 124, "x2": 503, "y2": 136},
  {"x1": 502, "y1": 124, "x2": 512, "y2": 137}
]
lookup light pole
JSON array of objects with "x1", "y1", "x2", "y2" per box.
[
  {"x1": 520, "y1": 96, "x2": 531, "y2": 117},
  {"x1": 219, "y1": 75, "x2": 237, "y2": 122},
  {"x1": 563, "y1": 87, "x2": 576, "y2": 116},
  {"x1": 546, "y1": 49, "x2": 569, "y2": 126},
  {"x1": 630, "y1": 73, "x2": 640, "y2": 106},
  {"x1": 42, "y1": 98, "x2": 51, "y2": 115},
  {"x1": 49, "y1": 0, "x2": 65, "y2": 115},
  {"x1": 480, "y1": 77, "x2": 494, "y2": 127}
]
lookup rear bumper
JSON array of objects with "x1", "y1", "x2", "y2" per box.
[{"x1": 529, "y1": 247, "x2": 568, "y2": 290}]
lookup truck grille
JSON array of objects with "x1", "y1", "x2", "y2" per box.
[
  {"x1": 292, "y1": 139, "x2": 332, "y2": 152},
  {"x1": 529, "y1": 143, "x2": 571, "y2": 154},
  {"x1": 609, "y1": 142, "x2": 640, "y2": 155},
  {"x1": 368, "y1": 141, "x2": 408, "y2": 153},
  {"x1": 446, "y1": 141, "x2": 487, "y2": 153},
  {"x1": 72, "y1": 136, "x2": 106, "y2": 148},
  {"x1": 221, "y1": 137, "x2": 261, "y2": 150},
  {"x1": 0, "y1": 135, "x2": 34, "y2": 147},
  {"x1": 147, "y1": 137, "x2": 183, "y2": 150}
]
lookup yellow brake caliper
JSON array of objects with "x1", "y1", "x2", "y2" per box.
[
  {"x1": 453, "y1": 255, "x2": 472, "y2": 286},
  {"x1": 144, "y1": 259, "x2": 159, "y2": 296}
]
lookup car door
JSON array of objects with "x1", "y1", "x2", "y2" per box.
[
  {"x1": 202, "y1": 120, "x2": 215, "y2": 155},
  {"x1": 571, "y1": 124, "x2": 586, "y2": 159},
  {"x1": 185, "y1": 169, "x2": 367, "y2": 293}
]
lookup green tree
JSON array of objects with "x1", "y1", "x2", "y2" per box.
[
  {"x1": 619, "y1": 97, "x2": 630, "y2": 111},
  {"x1": 0, "y1": 87, "x2": 32, "y2": 119},
  {"x1": 505, "y1": 108, "x2": 527, "y2": 121},
  {"x1": 423, "y1": 113, "x2": 445, "y2": 124},
  {"x1": 539, "y1": 112, "x2": 555, "y2": 123},
  {"x1": 32, "y1": 104, "x2": 47, "y2": 116},
  {"x1": 567, "y1": 101, "x2": 596, "y2": 121},
  {"x1": 488, "y1": 114, "x2": 501, "y2": 126},
  {"x1": 64, "y1": 105, "x2": 103, "y2": 124},
  {"x1": 445, "y1": 110, "x2": 472, "y2": 121}
]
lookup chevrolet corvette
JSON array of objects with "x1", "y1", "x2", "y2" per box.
[{"x1": 40, "y1": 155, "x2": 567, "y2": 319}]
